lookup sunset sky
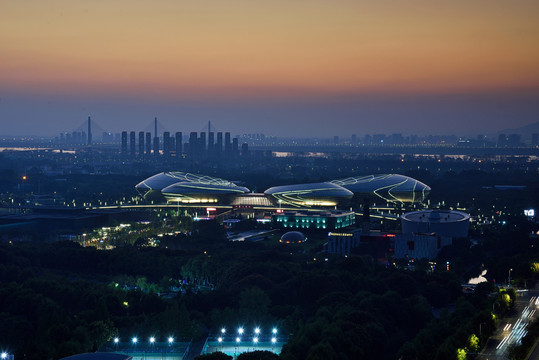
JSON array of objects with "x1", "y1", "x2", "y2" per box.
[{"x1": 1, "y1": 0, "x2": 538, "y2": 137}]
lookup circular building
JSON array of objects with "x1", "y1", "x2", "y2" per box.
[
  {"x1": 264, "y1": 182, "x2": 353, "y2": 207},
  {"x1": 401, "y1": 210, "x2": 470, "y2": 238},
  {"x1": 331, "y1": 174, "x2": 431, "y2": 204},
  {"x1": 280, "y1": 231, "x2": 307, "y2": 243}
]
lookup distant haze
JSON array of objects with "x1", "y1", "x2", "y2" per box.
[{"x1": 1, "y1": 1, "x2": 539, "y2": 137}]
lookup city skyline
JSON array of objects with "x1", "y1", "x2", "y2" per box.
[{"x1": 1, "y1": 1, "x2": 539, "y2": 136}]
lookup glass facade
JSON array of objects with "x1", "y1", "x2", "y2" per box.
[{"x1": 272, "y1": 211, "x2": 355, "y2": 230}]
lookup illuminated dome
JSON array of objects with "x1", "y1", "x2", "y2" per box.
[
  {"x1": 331, "y1": 174, "x2": 430, "y2": 204},
  {"x1": 264, "y1": 182, "x2": 353, "y2": 207},
  {"x1": 280, "y1": 231, "x2": 307, "y2": 243},
  {"x1": 135, "y1": 171, "x2": 250, "y2": 202},
  {"x1": 162, "y1": 181, "x2": 250, "y2": 204}
]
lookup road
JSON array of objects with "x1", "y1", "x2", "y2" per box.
[{"x1": 477, "y1": 287, "x2": 539, "y2": 359}]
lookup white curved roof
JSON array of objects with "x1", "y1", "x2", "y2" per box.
[
  {"x1": 331, "y1": 174, "x2": 430, "y2": 203},
  {"x1": 136, "y1": 171, "x2": 242, "y2": 192}
]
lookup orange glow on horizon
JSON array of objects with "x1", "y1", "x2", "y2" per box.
[{"x1": 1, "y1": 0, "x2": 538, "y2": 98}]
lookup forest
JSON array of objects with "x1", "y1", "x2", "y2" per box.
[{"x1": 0, "y1": 211, "x2": 536, "y2": 360}]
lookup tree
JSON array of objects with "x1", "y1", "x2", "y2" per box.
[
  {"x1": 467, "y1": 334, "x2": 479, "y2": 353},
  {"x1": 195, "y1": 352, "x2": 233, "y2": 360},
  {"x1": 237, "y1": 350, "x2": 279, "y2": 360}
]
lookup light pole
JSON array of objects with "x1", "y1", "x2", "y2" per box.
[{"x1": 508, "y1": 268, "x2": 513, "y2": 287}]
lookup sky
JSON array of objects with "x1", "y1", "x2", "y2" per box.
[{"x1": 1, "y1": 0, "x2": 539, "y2": 137}]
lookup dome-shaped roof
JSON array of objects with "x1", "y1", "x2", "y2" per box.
[{"x1": 280, "y1": 231, "x2": 307, "y2": 243}]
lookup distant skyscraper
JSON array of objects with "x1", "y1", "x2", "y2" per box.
[
  {"x1": 154, "y1": 117, "x2": 158, "y2": 138},
  {"x1": 121, "y1": 131, "x2": 128, "y2": 155},
  {"x1": 216, "y1": 132, "x2": 223, "y2": 153},
  {"x1": 175, "y1": 132, "x2": 182, "y2": 156},
  {"x1": 189, "y1": 132, "x2": 198, "y2": 157},
  {"x1": 208, "y1": 132, "x2": 214, "y2": 153},
  {"x1": 200, "y1": 132, "x2": 206, "y2": 153},
  {"x1": 225, "y1": 132, "x2": 231, "y2": 154},
  {"x1": 241, "y1": 143, "x2": 249, "y2": 157},
  {"x1": 153, "y1": 135, "x2": 160, "y2": 155},
  {"x1": 130, "y1": 131, "x2": 136, "y2": 156},
  {"x1": 139, "y1": 131, "x2": 145, "y2": 156},
  {"x1": 145, "y1": 132, "x2": 152, "y2": 155},
  {"x1": 169, "y1": 137, "x2": 175, "y2": 155},
  {"x1": 232, "y1": 137, "x2": 239, "y2": 156},
  {"x1": 87, "y1": 116, "x2": 92, "y2": 145},
  {"x1": 532, "y1": 133, "x2": 538, "y2": 147},
  {"x1": 163, "y1": 131, "x2": 171, "y2": 156}
]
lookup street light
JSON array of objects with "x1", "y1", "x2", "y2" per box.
[
  {"x1": 238, "y1": 327, "x2": 244, "y2": 335},
  {"x1": 168, "y1": 336, "x2": 174, "y2": 344},
  {"x1": 508, "y1": 268, "x2": 513, "y2": 287},
  {"x1": 221, "y1": 328, "x2": 226, "y2": 335},
  {"x1": 1, "y1": 353, "x2": 7, "y2": 359},
  {"x1": 150, "y1": 336, "x2": 155, "y2": 344},
  {"x1": 254, "y1": 327, "x2": 260, "y2": 335},
  {"x1": 132, "y1": 337, "x2": 138, "y2": 344},
  {"x1": 114, "y1": 337, "x2": 119, "y2": 344},
  {"x1": 272, "y1": 328, "x2": 278, "y2": 335}
]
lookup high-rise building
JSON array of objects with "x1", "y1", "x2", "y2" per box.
[
  {"x1": 163, "y1": 131, "x2": 171, "y2": 156},
  {"x1": 138, "y1": 132, "x2": 145, "y2": 156},
  {"x1": 200, "y1": 132, "x2": 206, "y2": 152},
  {"x1": 232, "y1": 137, "x2": 239, "y2": 156},
  {"x1": 225, "y1": 132, "x2": 231, "y2": 154},
  {"x1": 532, "y1": 133, "x2": 539, "y2": 147},
  {"x1": 208, "y1": 132, "x2": 214, "y2": 153},
  {"x1": 189, "y1": 132, "x2": 198, "y2": 157},
  {"x1": 216, "y1": 132, "x2": 223, "y2": 153},
  {"x1": 169, "y1": 137, "x2": 175, "y2": 155},
  {"x1": 121, "y1": 131, "x2": 128, "y2": 155},
  {"x1": 153, "y1": 136, "x2": 159, "y2": 155},
  {"x1": 145, "y1": 132, "x2": 152, "y2": 155},
  {"x1": 175, "y1": 132, "x2": 182, "y2": 156},
  {"x1": 241, "y1": 143, "x2": 249, "y2": 157},
  {"x1": 130, "y1": 131, "x2": 136, "y2": 156}
]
